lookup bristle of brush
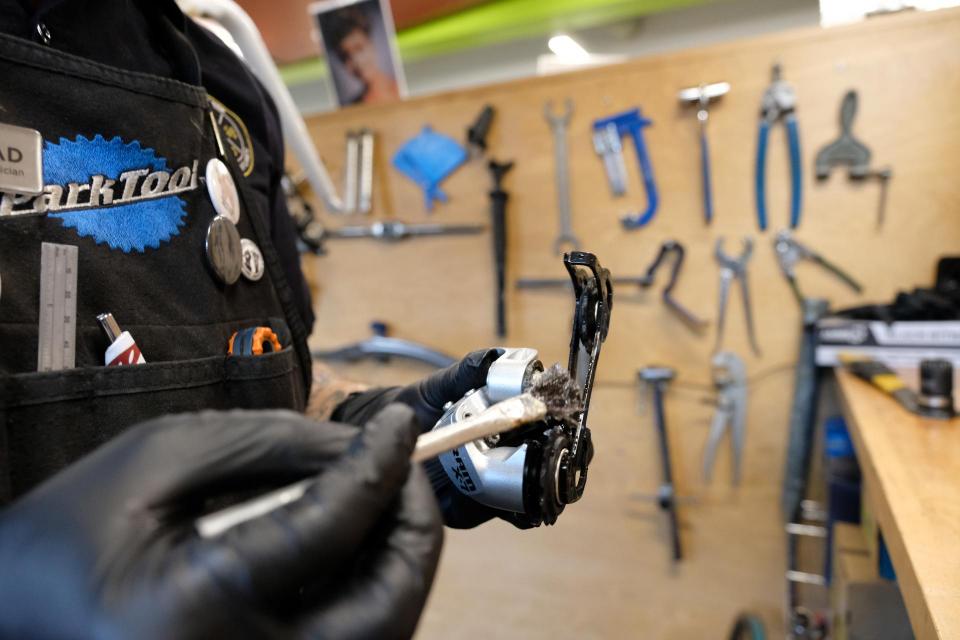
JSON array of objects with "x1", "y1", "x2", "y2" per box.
[{"x1": 528, "y1": 363, "x2": 583, "y2": 423}]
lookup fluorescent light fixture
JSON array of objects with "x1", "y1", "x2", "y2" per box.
[{"x1": 548, "y1": 34, "x2": 591, "y2": 64}]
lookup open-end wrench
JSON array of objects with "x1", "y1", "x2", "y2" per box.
[{"x1": 544, "y1": 99, "x2": 580, "y2": 254}]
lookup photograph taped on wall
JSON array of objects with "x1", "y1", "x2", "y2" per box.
[{"x1": 309, "y1": 0, "x2": 407, "y2": 108}]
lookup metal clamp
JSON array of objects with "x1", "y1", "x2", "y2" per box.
[{"x1": 592, "y1": 108, "x2": 660, "y2": 229}]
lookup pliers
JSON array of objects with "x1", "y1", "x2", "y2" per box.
[
  {"x1": 756, "y1": 64, "x2": 802, "y2": 231},
  {"x1": 703, "y1": 351, "x2": 748, "y2": 485},
  {"x1": 773, "y1": 230, "x2": 862, "y2": 304},
  {"x1": 715, "y1": 237, "x2": 761, "y2": 357}
]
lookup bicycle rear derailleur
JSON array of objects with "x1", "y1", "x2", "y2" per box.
[{"x1": 427, "y1": 252, "x2": 613, "y2": 528}]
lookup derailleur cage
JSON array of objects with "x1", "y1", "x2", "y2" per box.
[{"x1": 430, "y1": 251, "x2": 612, "y2": 527}]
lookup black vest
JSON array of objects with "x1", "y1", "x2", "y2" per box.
[{"x1": 0, "y1": 23, "x2": 312, "y2": 503}]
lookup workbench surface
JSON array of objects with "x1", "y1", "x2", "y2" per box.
[{"x1": 836, "y1": 370, "x2": 960, "y2": 640}]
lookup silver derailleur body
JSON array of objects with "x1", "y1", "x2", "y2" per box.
[{"x1": 431, "y1": 251, "x2": 612, "y2": 527}]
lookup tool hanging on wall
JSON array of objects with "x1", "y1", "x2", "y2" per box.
[
  {"x1": 281, "y1": 176, "x2": 485, "y2": 254},
  {"x1": 617, "y1": 241, "x2": 708, "y2": 331},
  {"x1": 638, "y1": 366, "x2": 683, "y2": 562},
  {"x1": 678, "y1": 82, "x2": 730, "y2": 225},
  {"x1": 488, "y1": 159, "x2": 513, "y2": 337},
  {"x1": 318, "y1": 220, "x2": 485, "y2": 245},
  {"x1": 282, "y1": 174, "x2": 483, "y2": 253},
  {"x1": 715, "y1": 237, "x2": 761, "y2": 356},
  {"x1": 291, "y1": 127, "x2": 374, "y2": 217},
  {"x1": 341, "y1": 129, "x2": 374, "y2": 214},
  {"x1": 357, "y1": 129, "x2": 375, "y2": 214},
  {"x1": 515, "y1": 241, "x2": 706, "y2": 332},
  {"x1": 703, "y1": 352, "x2": 748, "y2": 485},
  {"x1": 312, "y1": 321, "x2": 457, "y2": 368},
  {"x1": 466, "y1": 104, "x2": 496, "y2": 158},
  {"x1": 814, "y1": 90, "x2": 892, "y2": 228},
  {"x1": 592, "y1": 108, "x2": 660, "y2": 229},
  {"x1": 392, "y1": 126, "x2": 467, "y2": 213},
  {"x1": 773, "y1": 230, "x2": 862, "y2": 304},
  {"x1": 756, "y1": 64, "x2": 802, "y2": 231},
  {"x1": 544, "y1": 99, "x2": 580, "y2": 253}
]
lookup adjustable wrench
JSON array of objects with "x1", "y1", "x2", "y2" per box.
[{"x1": 544, "y1": 99, "x2": 580, "y2": 254}]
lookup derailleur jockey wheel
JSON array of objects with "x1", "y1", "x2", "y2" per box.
[{"x1": 427, "y1": 252, "x2": 613, "y2": 528}]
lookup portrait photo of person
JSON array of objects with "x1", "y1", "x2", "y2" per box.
[{"x1": 311, "y1": 0, "x2": 407, "y2": 107}]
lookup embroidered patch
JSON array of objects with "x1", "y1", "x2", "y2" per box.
[
  {"x1": 0, "y1": 135, "x2": 199, "y2": 253},
  {"x1": 209, "y1": 96, "x2": 254, "y2": 176}
]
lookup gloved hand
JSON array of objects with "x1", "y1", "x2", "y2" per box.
[
  {"x1": 331, "y1": 348, "x2": 535, "y2": 530},
  {"x1": 332, "y1": 348, "x2": 504, "y2": 431},
  {"x1": 0, "y1": 405, "x2": 442, "y2": 640}
]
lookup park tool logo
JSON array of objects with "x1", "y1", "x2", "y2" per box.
[{"x1": 0, "y1": 135, "x2": 199, "y2": 252}]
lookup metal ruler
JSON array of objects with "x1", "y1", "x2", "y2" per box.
[{"x1": 38, "y1": 242, "x2": 78, "y2": 371}]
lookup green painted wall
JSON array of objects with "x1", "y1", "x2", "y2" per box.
[{"x1": 281, "y1": 0, "x2": 715, "y2": 85}]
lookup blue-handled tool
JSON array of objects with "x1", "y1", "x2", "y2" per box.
[
  {"x1": 592, "y1": 108, "x2": 659, "y2": 230},
  {"x1": 756, "y1": 64, "x2": 802, "y2": 231},
  {"x1": 679, "y1": 82, "x2": 730, "y2": 225}
]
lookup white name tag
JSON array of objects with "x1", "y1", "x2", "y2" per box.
[{"x1": 0, "y1": 122, "x2": 43, "y2": 195}]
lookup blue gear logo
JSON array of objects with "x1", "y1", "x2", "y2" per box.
[{"x1": 43, "y1": 135, "x2": 193, "y2": 253}]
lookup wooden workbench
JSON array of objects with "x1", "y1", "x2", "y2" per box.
[{"x1": 836, "y1": 370, "x2": 960, "y2": 640}]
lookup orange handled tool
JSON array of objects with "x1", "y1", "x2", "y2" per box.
[{"x1": 228, "y1": 327, "x2": 282, "y2": 356}]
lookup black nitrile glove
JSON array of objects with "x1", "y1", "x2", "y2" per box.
[
  {"x1": 332, "y1": 348, "x2": 535, "y2": 530},
  {"x1": 0, "y1": 405, "x2": 442, "y2": 640},
  {"x1": 333, "y1": 348, "x2": 504, "y2": 431}
]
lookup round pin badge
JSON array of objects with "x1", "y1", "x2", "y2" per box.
[
  {"x1": 240, "y1": 238, "x2": 265, "y2": 282},
  {"x1": 205, "y1": 215, "x2": 242, "y2": 285},
  {"x1": 205, "y1": 158, "x2": 240, "y2": 224}
]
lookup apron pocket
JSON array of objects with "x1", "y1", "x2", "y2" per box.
[{"x1": 0, "y1": 343, "x2": 304, "y2": 502}]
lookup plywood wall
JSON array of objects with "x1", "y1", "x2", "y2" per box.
[{"x1": 300, "y1": 9, "x2": 960, "y2": 638}]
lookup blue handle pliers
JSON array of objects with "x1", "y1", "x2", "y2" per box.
[{"x1": 756, "y1": 64, "x2": 801, "y2": 231}]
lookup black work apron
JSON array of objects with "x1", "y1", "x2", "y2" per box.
[{"x1": 0, "y1": 32, "x2": 312, "y2": 503}]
